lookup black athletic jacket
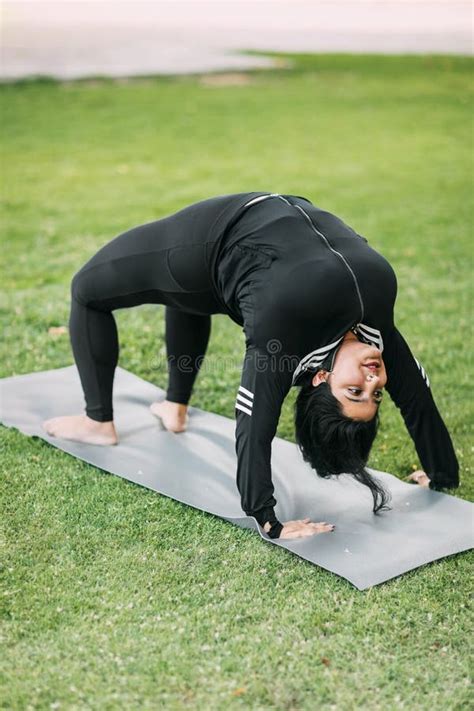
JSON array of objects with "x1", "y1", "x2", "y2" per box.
[{"x1": 210, "y1": 193, "x2": 459, "y2": 538}]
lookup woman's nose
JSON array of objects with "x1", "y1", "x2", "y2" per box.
[{"x1": 365, "y1": 372, "x2": 380, "y2": 382}]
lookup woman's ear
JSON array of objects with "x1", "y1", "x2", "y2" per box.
[{"x1": 312, "y1": 370, "x2": 328, "y2": 387}]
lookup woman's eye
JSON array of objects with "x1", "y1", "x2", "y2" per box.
[
  {"x1": 374, "y1": 390, "x2": 384, "y2": 402},
  {"x1": 348, "y1": 388, "x2": 362, "y2": 396}
]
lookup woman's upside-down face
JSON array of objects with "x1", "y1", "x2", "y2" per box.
[{"x1": 312, "y1": 331, "x2": 387, "y2": 421}]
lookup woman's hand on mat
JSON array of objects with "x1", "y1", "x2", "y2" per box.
[
  {"x1": 279, "y1": 518, "x2": 335, "y2": 539},
  {"x1": 405, "y1": 470, "x2": 431, "y2": 487}
]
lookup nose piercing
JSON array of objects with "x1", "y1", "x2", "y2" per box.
[{"x1": 366, "y1": 374, "x2": 375, "y2": 382}]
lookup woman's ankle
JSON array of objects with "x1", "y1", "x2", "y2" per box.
[
  {"x1": 85, "y1": 415, "x2": 115, "y2": 428},
  {"x1": 165, "y1": 400, "x2": 189, "y2": 413}
]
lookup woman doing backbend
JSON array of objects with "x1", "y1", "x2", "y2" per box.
[{"x1": 43, "y1": 192, "x2": 460, "y2": 540}]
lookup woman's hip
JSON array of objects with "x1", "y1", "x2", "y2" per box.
[{"x1": 69, "y1": 196, "x2": 240, "y2": 307}]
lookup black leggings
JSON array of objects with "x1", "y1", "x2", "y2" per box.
[{"x1": 69, "y1": 195, "x2": 236, "y2": 421}]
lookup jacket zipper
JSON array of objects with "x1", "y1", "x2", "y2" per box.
[{"x1": 277, "y1": 196, "x2": 365, "y2": 324}]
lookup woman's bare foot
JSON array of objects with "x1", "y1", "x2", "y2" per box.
[
  {"x1": 42, "y1": 414, "x2": 118, "y2": 445},
  {"x1": 150, "y1": 400, "x2": 189, "y2": 433}
]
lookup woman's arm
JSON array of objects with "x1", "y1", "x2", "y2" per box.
[
  {"x1": 383, "y1": 327, "x2": 459, "y2": 490},
  {"x1": 234, "y1": 344, "x2": 294, "y2": 538},
  {"x1": 235, "y1": 345, "x2": 336, "y2": 539}
]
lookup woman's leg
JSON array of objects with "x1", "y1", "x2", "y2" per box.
[
  {"x1": 42, "y1": 222, "x2": 219, "y2": 442},
  {"x1": 42, "y1": 266, "x2": 124, "y2": 444},
  {"x1": 165, "y1": 307, "x2": 211, "y2": 404},
  {"x1": 68, "y1": 288, "x2": 119, "y2": 423},
  {"x1": 149, "y1": 307, "x2": 211, "y2": 432},
  {"x1": 42, "y1": 193, "x2": 246, "y2": 443}
]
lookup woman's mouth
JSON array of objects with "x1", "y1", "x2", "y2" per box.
[{"x1": 363, "y1": 361, "x2": 380, "y2": 371}]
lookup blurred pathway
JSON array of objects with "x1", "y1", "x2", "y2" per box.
[{"x1": 1, "y1": 1, "x2": 472, "y2": 81}]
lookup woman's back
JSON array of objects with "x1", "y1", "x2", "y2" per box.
[{"x1": 216, "y1": 193, "x2": 398, "y2": 368}]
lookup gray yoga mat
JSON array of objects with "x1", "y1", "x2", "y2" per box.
[{"x1": 1, "y1": 365, "x2": 472, "y2": 590}]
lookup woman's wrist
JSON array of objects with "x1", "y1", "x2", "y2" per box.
[
  {"x1": 427, "y1": 469, "x2": 460, "y2": 490},
  {"x1": 252, "y1": 505, "x2": 283, "y2": 539},
  {"x1": 263, "y1": 520, "x2": 284, "y2": 539}
]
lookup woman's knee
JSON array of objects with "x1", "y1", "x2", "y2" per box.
[
  {"x1": 71, "y1": 266, "x2": 98, "y2": 307},
  {"x1": 71, "y1": 269, "x2": 86, "y2": 305}
]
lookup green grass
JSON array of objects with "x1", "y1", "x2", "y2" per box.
[{"x1": 1, "y1": 53, "x2": 473, "y2": 709}]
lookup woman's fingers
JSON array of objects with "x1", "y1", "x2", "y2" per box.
[
  {"x1": 280, "y1": 520, "x2": 336, "y2": 539},
  {"x1": 406, "y1": 470, "x2": 431, "y2": 487}
]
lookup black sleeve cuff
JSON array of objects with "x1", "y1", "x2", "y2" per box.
[
  {"x1": 429, "y1": 478, "x2": 459, "y2": 492},
  {"x1": 428, "y1": 470, "x2": 460, "y2": 491},
  {"x1": 267, "y1": 521, "x2": 283, "y2": 539},
  {"x1": 250, "y1": 506, "x2": 284, "y2": 539}
]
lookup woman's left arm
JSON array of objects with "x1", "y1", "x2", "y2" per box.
[{"x1": 383, "y1": 326, "x2": 459, "y2": 490}]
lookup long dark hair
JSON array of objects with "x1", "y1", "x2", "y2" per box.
[{"x1": 294, "y1": 378, "x2": 391, "y2": 514}]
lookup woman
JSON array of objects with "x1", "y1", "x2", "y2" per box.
[{"x1": 43, "y1": 192, "x2": 459, "y2": 540}]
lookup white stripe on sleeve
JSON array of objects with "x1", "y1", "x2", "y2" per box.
[
  {"x1": 236, "y1": 393, "x2": 253, "y2": 408},
  {"x1": 235, "y1": 402, "x2": 253, "y2": 416},
  {"x1": 238, "y1": 385, "x2": 254, "y2": 400}
]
